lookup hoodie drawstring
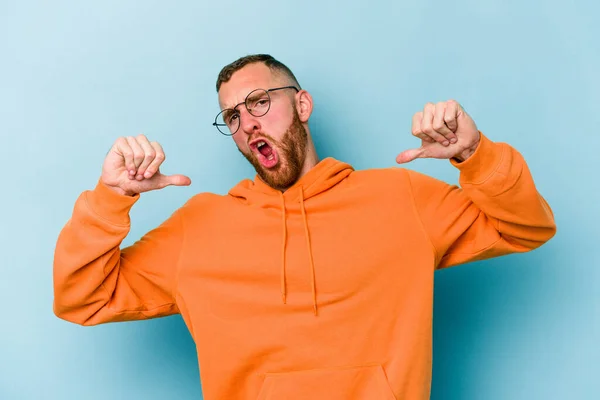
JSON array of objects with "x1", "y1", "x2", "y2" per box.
[
  {"x1": 300, "y1": 187, "x2": 318, "y2": 316},
  {"x1": 279, "y1": 192, "x2": 287, "y2": 305},
  {"x1": 278, "y1": 188, "x2": 318, "y2": 316}
]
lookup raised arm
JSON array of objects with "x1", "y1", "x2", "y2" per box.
[
  {"x1": 397, "y1": 101, "x2": 556, "y2": 268},
  {"x1": 53, "y1": 135, "x2": 191, "y2": 325}
]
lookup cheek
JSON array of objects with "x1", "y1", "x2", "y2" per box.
[
  {"x1": 263, "y1": 110, "x2": 293, "y2": 139},
  {"x1": 232, "y1": 135, "x2": 247, "y2": 151}
]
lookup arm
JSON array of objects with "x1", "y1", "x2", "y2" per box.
[
  {"x1": 396, "y1": 100, "x2": 555, "y2": 268},
  {"x1": 406, "y1": 133, "x2": 556, "y2": 268},
  {"x1": 53, "y1": 134, "x2": 191, "y2": 326},
  {"x1": 53, "y1": 180, "x2": 186, "y2": 325}
]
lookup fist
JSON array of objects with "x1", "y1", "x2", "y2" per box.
[
  {"x1": 101, "y1": 134, "x2": 191, "y2": 196},
  {"x1": 396, "y1": 100, "x2": 480, "y2": 164}
]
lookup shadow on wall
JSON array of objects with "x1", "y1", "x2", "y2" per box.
[
  {"x1": 125, "y1": 315, "x2": 203, "y2": 396},
  {"x1": 431, "y1": 242, "x2": 563, "y2": 400}
]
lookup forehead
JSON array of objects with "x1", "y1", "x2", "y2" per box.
[{"x1": 218, "y1": 63, "x2": 283, "y2": 109}]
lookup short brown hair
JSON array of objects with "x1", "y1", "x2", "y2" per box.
[{"x1": 216, "y1": 54, "x2": 301, "y2": 92}]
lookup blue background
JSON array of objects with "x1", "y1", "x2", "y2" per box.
[{"x1": 1, "y1": 0, "x2": 598, "y2": 399}]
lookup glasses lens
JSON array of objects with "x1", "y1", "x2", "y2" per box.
[
  {"x1": 215, "y1": 109, "x2": 239, "y2": 135},
  {"x1": 246, "y1": 89, "x2": 270, "y2": 117}
]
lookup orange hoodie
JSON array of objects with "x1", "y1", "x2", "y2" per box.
[{"x1": 53, "y1": 133, "x2": 556, "y2": 399}]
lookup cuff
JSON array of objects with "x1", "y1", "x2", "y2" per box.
[
  {"x1": 450, "y1": 132, "x2": 504, "y2": 185},
  {"x1": 84, "y1": 179, "x2": 140, "y2": 226}
]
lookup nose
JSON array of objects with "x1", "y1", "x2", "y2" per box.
[{"x1": 239, "y1": 107, "x2": 261, "y2": 135}]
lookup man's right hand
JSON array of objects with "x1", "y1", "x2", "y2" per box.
[{"x1": 101, "y1": 134, "x2": 192, "y2": 196}]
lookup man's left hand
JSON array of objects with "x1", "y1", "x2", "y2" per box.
[{"x1": 396, "y1": 100, "x2": 481, "y2": 164}]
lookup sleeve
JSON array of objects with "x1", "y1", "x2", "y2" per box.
[
  {"x1": 405, "y1": 132, "x2": 556, "y2": 269},
  {"x1": 53, "y1": 179, "x2": 186, "y2": 325}
]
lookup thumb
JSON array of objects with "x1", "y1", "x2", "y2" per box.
[
  {"x1": 157, "y1": 173, "x2": 192, "y2": 188},
  {"x1": 396, "y1": 148, "x2": 425, "y2": 164}
]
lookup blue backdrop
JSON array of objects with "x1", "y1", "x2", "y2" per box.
[{"x1": 1, "y1": 1, "x2": 598, "y2": 399}]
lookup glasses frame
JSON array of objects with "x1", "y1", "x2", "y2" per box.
[{"x1": 213, "y1": 86, "x2": 299, "y2": 136}]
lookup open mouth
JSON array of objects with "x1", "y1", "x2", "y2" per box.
[
  {"x1": 256, "y1": 140, "x2": 273, "y2": 159},
  {"x1": 250, "y1": 139, "x2": 278, "y2": 168}
]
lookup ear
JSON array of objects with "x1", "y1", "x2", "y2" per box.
[{"x1": 295, "y1": 89, "x2": 313, "y2": 123}]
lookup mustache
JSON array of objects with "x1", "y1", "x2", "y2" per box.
[{"x1": 247, "y1": 132, "x2": 278, "y2": 146}]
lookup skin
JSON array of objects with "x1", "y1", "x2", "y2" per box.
[
  {"x1": 396, "y1": 100, "x2": 481, "y2": 164},
  {"x1": 100, "y1": 63, "x2": 481, "y2": 196},
  {"x1": 218, "y1": 63, "x2": 318, "y2": 191},
  {"x1": 100, "y1": 134, "x2": 191, "y2": 197}
]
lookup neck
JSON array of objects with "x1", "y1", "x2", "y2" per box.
[{"x1": 299, "y1": 136, "x2": 319, "y2": 178}]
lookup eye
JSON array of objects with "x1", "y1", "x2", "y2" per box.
[
  {"x1": 228, "y1": 113, "x2": 239, "y2": 124},
  {"x1": 246, "y1": 92, "x2": 270, "y2": 110}
]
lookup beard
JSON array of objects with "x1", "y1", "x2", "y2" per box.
[{"x1": 239, "y1": 110, "x2": 308, "y2": 191}]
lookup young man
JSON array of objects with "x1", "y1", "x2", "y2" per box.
[{"x1": 53, "y1": 54, "x2": 556, "y2": 399}]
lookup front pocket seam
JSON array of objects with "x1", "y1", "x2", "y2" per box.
[
  {"x1": 263, "y1": 363, "x2": 382, "y2": 377},
  {"x1": 376, "y1": 365, "x2": 397, "y2": 400},
  {"x1": 256, "y1": 364, "x2": 396, "y2": 400}
]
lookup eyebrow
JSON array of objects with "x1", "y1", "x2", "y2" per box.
[
  {"x1": 221, "y1": 108, "x2": 239, "y2": 120},
  {"x1": 221, "y1": 99, "x2": 245, "y2": 113}
]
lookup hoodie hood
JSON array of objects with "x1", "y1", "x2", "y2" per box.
[
  {"x1": 228, "y1": 157, "x2": 353, "y2": 206},
  {"x1": 228, "y1": 157, "x2": 354, "y2": 315}
]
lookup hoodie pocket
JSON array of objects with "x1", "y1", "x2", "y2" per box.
[{"x1": 255, "y1": 364, "x2": 396, "y2": 400}]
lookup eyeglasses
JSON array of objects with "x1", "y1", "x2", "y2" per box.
[{"x1": 213, "y1": 86, "x2": 299, "y2": 136}]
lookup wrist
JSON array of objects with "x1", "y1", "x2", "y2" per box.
[
  {"x1": 101, "y1": 180, "x2": 137, "y2": 197},
  {"x1": 453, "y1": 146, "x2": 476, "y2": 163},
  {"x1": 87, "y1": 179, "x2": 140, "y2": 226},
  {"x1": 453, "y1": 138, "x2": 480, "y2": 163}
]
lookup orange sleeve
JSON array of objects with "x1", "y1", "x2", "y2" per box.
[
  {"x1": 53, "y1": 180, "x2": 184, "y2": 325},
  {"x1": 406, "y1": 133, "x2": 556, "y2": 269}
]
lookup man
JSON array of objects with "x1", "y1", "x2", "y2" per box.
[{"x1": 53, "y1": 54, "x2": 556, "y2": 399}]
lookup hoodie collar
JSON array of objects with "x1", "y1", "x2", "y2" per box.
[
  {"x1": 228, "y1": 157, "x2": 354, "y2": 315},
  {"x1": 229, "y1": 157, "x2": 353, "y2": 204}
]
